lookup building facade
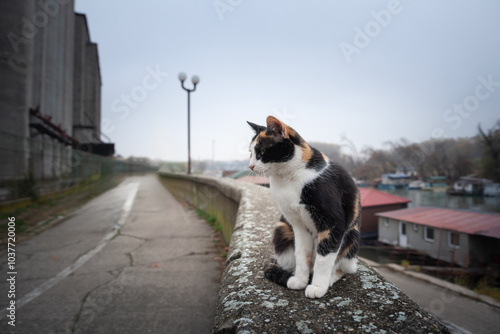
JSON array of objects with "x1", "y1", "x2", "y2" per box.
[
  {"x1": 359, "y1": 187, "x2": 411, "y2": 239},
  {"x1": 0, "y1": 0, "x2": 111, "y2": 199},
  {"x1": 73, "y1": 13, "x2": 102, "y2": 144},
  {"x1": 377, "y1": 207, "x2": 500, "y2": 268}
]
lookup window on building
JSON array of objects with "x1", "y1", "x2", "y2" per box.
[
  {"x1": 412, "y1": 224, "x2": 419, "y2": 232},
  {"x1": 448, "y1": 231, "x2": 460, "y2": 248},
  {"x1": 424, "y1": 226, "x2": 435, "y2": 242},
  {"x1": 384, "y1": 218, "x2": 389, "y2": 227}
]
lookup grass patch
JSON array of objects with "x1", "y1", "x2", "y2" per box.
[
  {"x1": 196, "y1": 208, "x2": 222, "y2": 232},
  {"x1": 0, "y1": 175, "x2": 123, "y2": 248},
  {"x1": 195, "y1": 208, "x2": 228, "y2": 261},
  {"x1": 436, "y1": 270, "x2": 500, "y2": 302},
  {"x1": 473, "y1": 276, "x2": 500, "y2": 301},
  {"x1": 157, "y1": 176, "x2": 229, "y2": 268}
]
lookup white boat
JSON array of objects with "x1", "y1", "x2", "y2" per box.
[
  {"x1": 484, "y1": 183, "x2": 500, "y2": 196},
  {"x1": 408, "y1": 181, "x2": 423, "y2": 190}
]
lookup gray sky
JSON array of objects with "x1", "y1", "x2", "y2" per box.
[{"x1": 75, "y1": 0, "x2": 500, "y2": 162}]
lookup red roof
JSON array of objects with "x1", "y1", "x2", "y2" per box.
[
  {"x1": 359, "y1": 188, "x2": 411, "y2": 208},
  {"x1": 377, "y1": 207, "x2": 500, "y2": 240}
]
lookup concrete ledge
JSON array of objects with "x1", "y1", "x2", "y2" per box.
[
  {"x1": 159, "y1": 172, "x2": 450, "y2": 333},
  {"x1": 159, "y1": 172, "x2": 241, "y2": 244}
]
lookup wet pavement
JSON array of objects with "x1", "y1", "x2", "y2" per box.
[{"x1": 376, "y1": 266, "x2": 500, "y2": 334}]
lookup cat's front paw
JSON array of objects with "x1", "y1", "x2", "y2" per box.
[
  {"x1": 305, "y1": 284, "x2": 328, "y2": 299},
  {"x1": 287, "y1": 276, "x2": 308, "y2": 290}
]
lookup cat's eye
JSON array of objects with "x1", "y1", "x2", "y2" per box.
[{"x1": 260, "y1": 150, "x2": 265, "y2": 156}]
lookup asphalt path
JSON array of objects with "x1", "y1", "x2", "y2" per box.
[
  {"x1": 1, "y1": 175, "x2": 222, "y2": 334},
  {"x1": 376, "y1": 266, "x2": 500, "y2": 334}
]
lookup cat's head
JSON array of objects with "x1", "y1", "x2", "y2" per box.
[{"x1": 247, "y1": 116, "x2": 305, "y2": 176}]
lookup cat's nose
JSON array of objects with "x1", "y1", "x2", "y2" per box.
[{"x1": 249, "y1": 165, "x2": 255, "y2": 171}]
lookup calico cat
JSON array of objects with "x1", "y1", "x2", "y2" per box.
[{"x1": 247, "y1": 116, "x2": 361, "y2": 299}]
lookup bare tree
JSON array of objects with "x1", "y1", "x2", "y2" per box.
[
  {"x1": 353, "y1": 148, "x2": 395, "y2": 181},
  {"x1": 478, "y1": 121, "x2": 500, "y2": 182}
]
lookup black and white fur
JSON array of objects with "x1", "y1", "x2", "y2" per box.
[{"x1": 248, "y1": 116, "x2": 361, "y2": 299}]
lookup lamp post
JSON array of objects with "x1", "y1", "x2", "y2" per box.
[{"x1": 178, "y1": 72, "x2": 199, "y2": 174}]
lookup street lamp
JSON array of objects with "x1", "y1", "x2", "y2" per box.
[{"x1": 178, "y1": 72, "x2": 200, "y2": 174}]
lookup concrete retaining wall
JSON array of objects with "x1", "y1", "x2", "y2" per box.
[
  {"x1": 159, "y1": 173, "x2": 240, "y2": 245},
  {"x1": 159, "y1": 172, "x2": 450, "y2": 334}
]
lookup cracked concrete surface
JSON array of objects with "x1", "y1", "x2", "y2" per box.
[{"x1": 0, "y1": 175, "x2": 223, "y2": 334}]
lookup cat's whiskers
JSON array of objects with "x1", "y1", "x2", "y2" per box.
[
  {"x1": 254, "y1": 169, "x2": 265, "y2": 184},
  {"x1": 242, "y1": 169, "x2": 253, "y2": 176}
]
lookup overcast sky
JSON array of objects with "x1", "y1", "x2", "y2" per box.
[{"x1": 75, "y1": 0, "x2": 500, "y2": 162}]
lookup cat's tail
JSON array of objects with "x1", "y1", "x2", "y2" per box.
[
  {"x1": 264, "y1": 258, "x2": 293, "y2": 287},
  {"x1": 264, "y1": 217, "x2": 295, "y2": 287}
]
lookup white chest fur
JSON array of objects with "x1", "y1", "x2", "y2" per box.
[{"x1": 269, "y1": 168, "x2": 319, "y2": 234}]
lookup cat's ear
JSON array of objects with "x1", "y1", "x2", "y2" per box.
[
  {"x1": 266, "y1": 116, "x2": 288, "y2": 139},
  {"x1": 247, "y1": 121, "x2": 265, "y2": 134}
]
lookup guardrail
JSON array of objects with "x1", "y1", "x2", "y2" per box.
[{"x1": 159, "y1": 172, "x2": 450, "y2": 334}]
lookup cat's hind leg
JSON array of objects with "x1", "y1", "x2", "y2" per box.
[
  {"x1": 264, "y1": 258, "x2": 293, "y2": 287},
  {"x1": 329, "y1": 257, "x2": 357, "y2": 286},
  {"x1": 329, "y1": 264, "x2": 343, "y2": 287},
  {"x1": 264, "y1": 218, "x2": 295, "y2": 287},
  {"x1": 339, "y1": 256, "x2": 358, "y2": 274},
  {"x1": 330, "y1": 227, "x2": 359, "y2": 285}
]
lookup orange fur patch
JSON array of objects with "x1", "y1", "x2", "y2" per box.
[
  {"x1": 284, "y1": 125, "x2": 296, "y2": 138},
  {"x1": 336, "y1": 269, "x2": 343, "y2": 276},
  {"x1": 267, "y1": 116, "x2": 292, "y2": 139},
  {"x1": 350, "y1": 192, "x2": 360, "y2": 228},
  {"x1": 338, "y1": 244, "x2": 350, "y2": 259},
  {"x1": 301, "y1": 144, "x2": 314, "y2": 162},
  {"x1": 259, "y1": 131, "x2": 273, "y2": 140},
  {"x1": 307, "y1": 252, "x2": 313, "y2": 269},
  {"x1": 250, "y1": 134, "x2": 260, "y2": 147},
  {"x1": 276, "y1": 222, "x2": 294, "y2": 241},
  {"x1": 318, "y1": 230, "x2": 330, "y2": 243},
  {"x1": 249, "y1": 130, "x2": 271, "y2": 151}
]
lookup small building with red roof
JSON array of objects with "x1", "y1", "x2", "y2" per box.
[
  {"x1": 359, "y1": 188, "x2": 411, "y2": 239},
  {"x1": 377, "y1": 207, "x2": 500, "y2": 268}
]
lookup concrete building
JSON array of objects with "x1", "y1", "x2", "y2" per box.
[
  {"x1": 0, "y1": 0, "x2": 112, "y2": 198},
  {"x1": 73, "y1": 13, "x2": 102, "y2": 144},
  {"x1": 377, "y1": 207, "x2": 500, "y2": 268},
  {"x1": 29, "y1": 0, "x2": 76, "y2": 180},
  {"x1": 0, "y1": 1, "x2": 36, "y2": 180}
]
